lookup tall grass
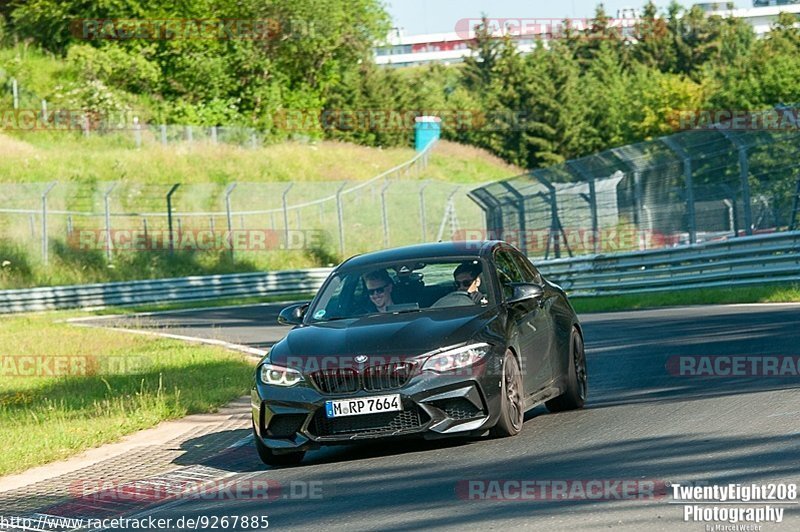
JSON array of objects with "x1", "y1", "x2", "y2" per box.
[
  {"x1": 571, "y1": 284, "x2": 800, "y2": 314},
  {"x1": 0, "y1": 312, "x2": 255, "y2": 476},
  {"x1": 0, "y1": 136, "x2": 520, "y2": 288}
]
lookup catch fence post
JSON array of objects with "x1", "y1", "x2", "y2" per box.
[
  {"x1": 166, "y1": 184, "x2": 180, "y2": 253},
  {"x1": 225, "y1": 183, "x2": 237, "y2": 260},
  {"x1": 104, "y1": 183, "x2": 117, "y2": 261},
  {"x1": 12, "y1": 78, "x2": 19, "y2": 109},
  {"x1": 336, "y1": 182, "x2": 348, "y2": 255},
  {"x1": 661, "y1": 137, "x2": 697, "y2": 244},
  {"x1": 282, "y1": 183, "x2": 293, "y2": 246},
  {"x1": 41, "y1": 182, "x2": 57, "y2": 265},
  {"x1": 381, "y1": 181, "x2": 391, "y2": 248},
  {"x1": 419, "y1": 181, "x2": 429, "y2": 242}
]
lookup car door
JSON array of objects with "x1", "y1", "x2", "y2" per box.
[
  {"x1": 510, "y1": 249, "x2": 557, "y2": 386},
  {"x1": 493, "y1": 248, "x2": 551, "y2": 394}
]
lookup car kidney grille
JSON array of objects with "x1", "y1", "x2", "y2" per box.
[
  {"x1": 312, "y1": 405, "x2": 428, "y2": 437},
  {"x1": 363, "y1": 362, "x2": 416, "y2": 392},
  {"x1": 309, "y1": 362, "x2": 417, "y2": 394},
  {"x1": 309, "y1": 368, "x2": 360, "y2": 394}
]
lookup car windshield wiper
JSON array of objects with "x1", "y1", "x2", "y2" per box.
[{"x1": 313, "y1": 316, "x2": 354, "y2": 322}]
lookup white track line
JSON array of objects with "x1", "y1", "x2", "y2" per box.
[
  {"x1": 69, "y1": 322, "x2": 267, "y2": 359},
  {"x1": 87, "y1": 434, "x2": 256, "y2": 532},
  {"x1": 65, "y1": 299, "x2": 303, "y2": 323}
]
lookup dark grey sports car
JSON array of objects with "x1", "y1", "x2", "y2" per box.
[{"x1": 251, "y1": 241, "x2": 587, "y2": 466}]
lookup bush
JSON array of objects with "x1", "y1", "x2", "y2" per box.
[
  {"x1": 67, "y1": 44, "x2": 160, "y2": 94},
  {"x1": 49, "y1": 78, "x2": 132, "y2": 124},
  {"x1": 0, "y1": 241, "x2": 34, "y2": 287}
]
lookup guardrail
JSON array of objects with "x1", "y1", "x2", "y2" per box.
[
  {"x1": 0, "y1": 269, "x2": 332, "y2": 313},
  {"x1": 535, "y1": 231, "x2": 800, "y2": 296},
  {"x1": 1, "y1": 232, "x2": 798, "y2": 313}
]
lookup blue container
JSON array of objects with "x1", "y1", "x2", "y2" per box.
[{"x1": 414, "y1": 116, "x2": 441, "y2": 152}]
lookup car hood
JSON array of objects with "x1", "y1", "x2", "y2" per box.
[{"x1": 269, "y1": 307, "x2": 498, "y2": 365}]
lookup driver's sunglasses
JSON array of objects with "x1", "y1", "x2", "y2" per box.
[
  {"x1": 456, "y1": 278, "x2": 475, "y2": 288},
  {"x1": 367, "y1": 284, "x2": 389, "y2": 296}
]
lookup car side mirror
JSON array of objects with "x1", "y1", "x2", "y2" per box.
[
  {"x1": 507, "y1": 283, "x2": 544, "y2": 304},
  {"x1": 278, "y1": 303, "x2": 310, "y2": 326}
]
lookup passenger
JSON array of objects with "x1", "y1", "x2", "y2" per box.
[
  {"x1": 453, "y1": 261, "x2": 483, "y2": 301},
  {"x1": 431, "y1": 261, "x2": 486, "y2": 307},
  {"x1": 363, "y1": 269, "x2": 395, "y2": 313}
]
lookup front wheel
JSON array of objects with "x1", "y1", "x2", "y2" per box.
[
  {"x1": 546, "y1": 327, "x2": 587, "y2": 412},
  {"x1": 253, "y1": 426, "x2": 305, "y2": 467},
  {"x1": 490, "y1": 350, "x2": 524, "y2": 437}
]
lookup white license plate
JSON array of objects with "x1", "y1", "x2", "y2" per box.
[{"x1": 325, "y1": 394, "x2": 402, "y2": 418}]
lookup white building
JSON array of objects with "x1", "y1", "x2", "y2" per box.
[
  {"x1": 374, "y1": 3, "x2": 800, "y2": 67},
  {"x1": 704, "y1": 2, "x2": 800, "y2": 36}
]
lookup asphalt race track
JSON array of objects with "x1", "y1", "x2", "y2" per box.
[{"x1": 3, "y1": 303, "x2": 800, "y2": 531}]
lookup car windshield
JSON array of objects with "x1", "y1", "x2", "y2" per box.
[{"x1": 307, "y1": 258, "x2": 493, "y2": 322}]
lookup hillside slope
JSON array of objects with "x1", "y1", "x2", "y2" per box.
[{"x1": 0, "y1": 137, "x2": 521, "y2": 288}]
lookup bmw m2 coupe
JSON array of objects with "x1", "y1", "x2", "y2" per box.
[{"x1": 251, "y1": 241, "x2": 587, "y2": 466}]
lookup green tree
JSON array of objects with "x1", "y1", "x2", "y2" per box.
[
  {"x1": 324, "y1": 61, "x2": 413, "y2": 147},
  {"x1": 581, "y1": 42, "x2": 632, "y2": 150},
  {"x1": 8, "y1": 0, "x2": 389, "y2": 130},
  {"x1": 627, "y1": 65, "x2": 704, "y2": 139},
  {"x1": 709, "y1": 12, "x2": 800, "y2": 109},
  {"x1": 670, "y1": 5, "x2": 726, "y2": 80},
  {"x1": 462, "y1": 16, "x2": 502, "y2": 92},
  {"x1": 520, "y1": 42, "x2": 593, "y2": 168},
  {"x1": 631, "y1": 1, "x2": 676, "y2": 72},
  {"x1": 570, "y1": 4, "x2": 626, "y2": 70}
]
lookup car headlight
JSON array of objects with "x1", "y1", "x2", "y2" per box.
[
  {"x1": 259, "y1": 363, "x2": 304, "y2": 387},
  {"x1": 422, "y1": 343, "x2": 491, "y2": 373}
]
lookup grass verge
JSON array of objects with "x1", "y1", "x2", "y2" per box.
[
  {"x1": 570, "y1": 284, "x2": 800, "y2": 314},
  {"x1": 0, "y1": 311, "x2": 256, "y2": 477},
  {"x1": 0, "y1": 134, "x2": 518, "y2": 185}
]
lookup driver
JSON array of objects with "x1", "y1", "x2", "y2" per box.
[{"x1": 363, "y1": 269, "x2": 395, "y2": 313}]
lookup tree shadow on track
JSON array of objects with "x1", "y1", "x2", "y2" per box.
[{"x1": 157, "y1": 432, "x2": 800, "y2": 530}]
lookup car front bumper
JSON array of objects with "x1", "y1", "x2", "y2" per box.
[{"x1": 251, "y1": 364, "x2": 504, "y2": 453}]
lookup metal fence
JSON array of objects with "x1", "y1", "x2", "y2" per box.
[
  {"x1": 536, "y1": 230, "x2": 800, "y2": 296},
  {"x1": 0, "y1": 141, "x2": 487, "y2": 269},
  {"x1": 469, "y1": 105, "x2": 800, "y2": 260},
  {"x1": 0, "y1": 269, "x2": 331, "y2": 313},
  {"x1": 2, "y1": 231, "x2": 797, "y2": 313},
  {"x1": 0, "y1": 75, "x2": 312, "y2": 149}
]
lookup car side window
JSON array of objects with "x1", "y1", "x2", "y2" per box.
[
  {"x1": 494, "y1": 250, "x2": 524, "y2": 300},
  {"x1": 511, "y1": 251, "x2": 543, "y2": 285}
]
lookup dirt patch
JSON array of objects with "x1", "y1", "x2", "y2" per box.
[
  {"x1": 0, "y1": 133, "x2": 37, "y2": 157},
  {"x1": 434, "y1": 140, "x2": 522, "y2": 172}
]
